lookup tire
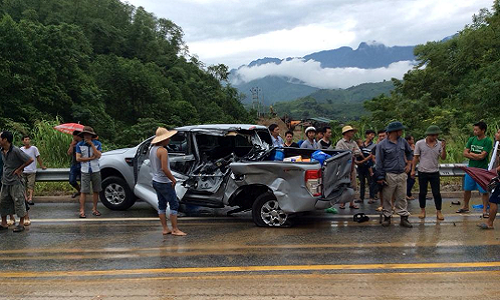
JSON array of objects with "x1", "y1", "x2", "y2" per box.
[
  {"x1": 252, "y1": 192, "x2": 291, "y2": 227},
  {"x1": 99, "y1": 176, "x2": 135, "y2": 211}
]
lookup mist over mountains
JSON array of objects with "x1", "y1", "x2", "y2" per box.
[{"x1": 230, "y1": 41, "x2": 416, "y2": 105}]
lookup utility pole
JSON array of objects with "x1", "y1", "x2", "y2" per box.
[{"x1": 250, "y1": 87, "x2": 261, "y2": 117}]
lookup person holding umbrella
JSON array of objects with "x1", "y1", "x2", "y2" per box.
[
  {"x1": 411, "y1": 125, "x2": 447, "y2": 220},
  {"x1": 75, "y1": 126, "x2": 102, "y2": 218},
  {"x1": 67, "y1": 130, "x2": 83, "y2": 198}
]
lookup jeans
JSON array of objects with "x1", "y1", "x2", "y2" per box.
[
  {"x1": 69, "y1": 163, "x2": 81, "y2": 189},
  {"x1": 418, "y1": 171, "x2": 442, "y2": 210},
  {"x1": 152, "y1": 181, "x2": 179, "y2": 215},
  {"x1": 358, "y1": 167, "x2": 375, "y2": 200}
]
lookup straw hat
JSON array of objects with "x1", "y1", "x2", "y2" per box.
[
  {"x1": 341, "y1": 125, "x2": 357, "y2": 134},
  {"x1": 152, "y1": 127, "x2": 178, "y2": 144},
  {"x1": 78, "y1": 126, "x2": 97, "y2": 138}
]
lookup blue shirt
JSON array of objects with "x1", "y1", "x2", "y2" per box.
[
  {"x1": 271, "y1": 135, "x2": 284, "y2": 148},
  {"x1": 76, "y1": 140, "x2": 102, "y2": 173},
  {"x1": 375, "y1": 137, "x2": 413, "y2": 179}
]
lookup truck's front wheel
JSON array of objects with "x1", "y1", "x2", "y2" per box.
[
  {"x1": 252, "y1": 193, "x2": 290, "y2": 227},
  {"x1": 100, "y1": 176, "x2": 135, "y2": 211}
]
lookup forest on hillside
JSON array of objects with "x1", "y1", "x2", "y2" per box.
[
  {"x1": 360, "y1": 1, "x2": 500, "y2": 139},
  {"x1": 0, "y1": 0, "x2": 252, "y2": 146}
]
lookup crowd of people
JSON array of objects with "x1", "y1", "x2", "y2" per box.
[
  {"x1": 269, "y1": 120, "x2": 500, "y2": 229},
  {"x1": 1, "y1": 120, "x2": 499, "y2": 234},
  {"x1": 0, "y1": 126, "x2": 104, "y2": 232}
]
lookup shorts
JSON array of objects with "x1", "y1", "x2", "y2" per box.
[
  {"x1": 0, "y1": 184, "x2": 27, "y2": 218},
  {"x1": 23, "y1": 173, "x2": 36, "y2": 190},
  {"x1": 464, "y1": 173, "x2": 487, "y2": 194},
  {"x1": 489, "y1": 188, "x2": 500, "y2": 204},
  {"x1": 81, "y1": 172, "x2": 102, "y2": 194},
  {"x1": 152, "y1": 181, "x2": 179, "y2": 215}
]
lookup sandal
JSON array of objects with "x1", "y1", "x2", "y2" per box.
[
  {"x1": 13, "y1": 225, "x2": 25, "y2": 232},
  {"x1": 339, "y1": 205, "x2": 346, "y2": 209},
  {"x1": 92, "y1": 211, "x2": 102, "y2": 217},
  {"x1": 79, "y1": 213, "x2": 86, "y2": 218},
  {"x1": 349, "y1": 205, "x2": 360, "y2": 209},
  {"x1": 482, "y1": 213, "x2": 490, "y2": 219},
  {"x1": 456, "y1": 208, "x2": 470, "y2": 213}
]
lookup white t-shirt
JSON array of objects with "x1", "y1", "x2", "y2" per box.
[{"x1": 21, "y1": 146, "x2": 40, "y2": 174}]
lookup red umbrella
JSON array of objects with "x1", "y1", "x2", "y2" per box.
[
  {"x1": 53, "y1": 123, "x2": 84, "y2": 135},
  {"x1": 460, "y1": 167, "x2": 497, "y2": 191}
]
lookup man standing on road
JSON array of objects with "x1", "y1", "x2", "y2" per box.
[
  {"x1": 357, "y1": 130, "x2": 376, "y2": 204},
  {"x1": 76, "y1": 126, "x2": 102, "y2": 218},
  {"x1": 376, "y1": 121, "x2": 413, "y2": 228},
  {"x1": 269, "y1": 124, "x2": 284, "y2": 148},
  {"x1": 68, "y1": 130, "x2": 82, "y2": 198},
  {"x1": 0, "y1": 131, "x2": 34, "y2": 232},
  {"x1": 20, "y1": 135, "x2": 47, "y2": 205},
  {"x1": 336, "y1": 126, "x2": 362, "y2": 209},
  {"x1": 411, "y1": 125, "x2": 447, "y2": 220},
  {"x1": 150, "y1": 127, "x2": 186, "y2": 236},
  {"x1": 456, "y1": 121, "x2": 493, "y2": 218},
  {"x1": 300, "y1": 127, "x2": 319, "y2": 149},
  {"x1": 319, "y1": 126, "x2": 333, "y2": 149}
]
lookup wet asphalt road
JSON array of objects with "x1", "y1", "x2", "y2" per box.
[{"x1": 0, "y1": 197, "x2": 499, "y2": 299}]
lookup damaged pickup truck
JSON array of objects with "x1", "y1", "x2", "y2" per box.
[{"x1": 98, "y1": 124, "x2": 354, "y2": 227}]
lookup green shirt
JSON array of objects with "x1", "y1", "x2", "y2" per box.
[{"x1": 466, "y1": 136, "x2": 493, "y2": 169}]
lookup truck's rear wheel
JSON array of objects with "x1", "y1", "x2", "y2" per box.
[
  {"x1": 100, "y1": 176, "x2": 135, "y2": 210},
  {"x1": 252, "y1": 192, "x2": 290, "y2": 227}
]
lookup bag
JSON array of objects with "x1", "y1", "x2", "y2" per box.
[{"x1": 311, "y1": 150, "x2": 332, "y2": 166}]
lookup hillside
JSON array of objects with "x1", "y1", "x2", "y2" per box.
[
  {"x1": 273, "y1": 81, "x2": 394, "y2": 120},
  {"x1": 0, "y1": 0, "x2": 252, "y2": 146}
]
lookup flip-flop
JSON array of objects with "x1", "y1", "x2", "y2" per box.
[
  {"x1": 171, "y1": 231, "x2": 187, "y2": 236},
  {"x1": 79, "y1": 213, "x2": 86, "y2": 218},
  {"x1": 339, "y1": 205, "x2": 346, "y2": 209},
  {"x1": 456, "y1": 208, "x2": 470, "y2": 213},
  {"x1": 477, "y1": 223, "x2": 494, "y2": 230},
  {"x1": 349, "y1": 205, "x2": 360, "y2": 209},
  {"x1": 92, "y1": 211, "x2": 102, "y2": 216},
  {"x1": 451, "y1": 201, "x2": 461, "y2": 205},
  {"x1": 13, "y1": 225, "x2": 25, "y2": 232},
  {"x1": 0, "y1": 226, "x2": 8, "y2": 231},
  {"x1": 482, "y1": 213, "x2": 490, "y2": 219}
]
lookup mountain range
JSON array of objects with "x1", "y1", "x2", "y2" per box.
[{"x1": 230, "y1": 41, "x2": 415, "y2": 106}]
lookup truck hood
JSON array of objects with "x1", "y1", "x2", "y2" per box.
[{"x1": 101, "y1": 148, "x2": 134, "y2": 156}]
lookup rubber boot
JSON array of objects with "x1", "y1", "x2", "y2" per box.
[{"x1": 400, "y1": 216, "x2": 413, "y2": 228}]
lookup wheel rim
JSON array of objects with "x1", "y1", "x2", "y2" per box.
[
  {"x1": 260, "y1": 199, "x2": 287, "y2": 227},
  {"x1": 104, "y1": 183, "x2": 126, "y2": 205}
]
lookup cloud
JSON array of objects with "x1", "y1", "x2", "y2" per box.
[
  {"x1": 232, "y1": 59, "x2": 415, "y2": 89},
  {"x1": 125, "y1": 0, "x2": 492, "y2": 68}
]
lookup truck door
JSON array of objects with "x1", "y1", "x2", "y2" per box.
[{"x1": 321, "y1": 150, "x2": 354, "y2": 201}]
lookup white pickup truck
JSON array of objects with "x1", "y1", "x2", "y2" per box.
[{"x1": 98, "y1": 124, "x2": 354, "y2": 227}]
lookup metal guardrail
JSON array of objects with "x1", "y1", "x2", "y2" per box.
[
  {"x1": 33, "y1": 164, "x2": 470, "y2": 182},
  {"x1": 35, "y1": 168, "x2": 71, "y2": 182}
]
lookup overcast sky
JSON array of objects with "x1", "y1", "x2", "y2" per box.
[{"x1": 124, "y1": 0, "x2": 492, "y2": 69}]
